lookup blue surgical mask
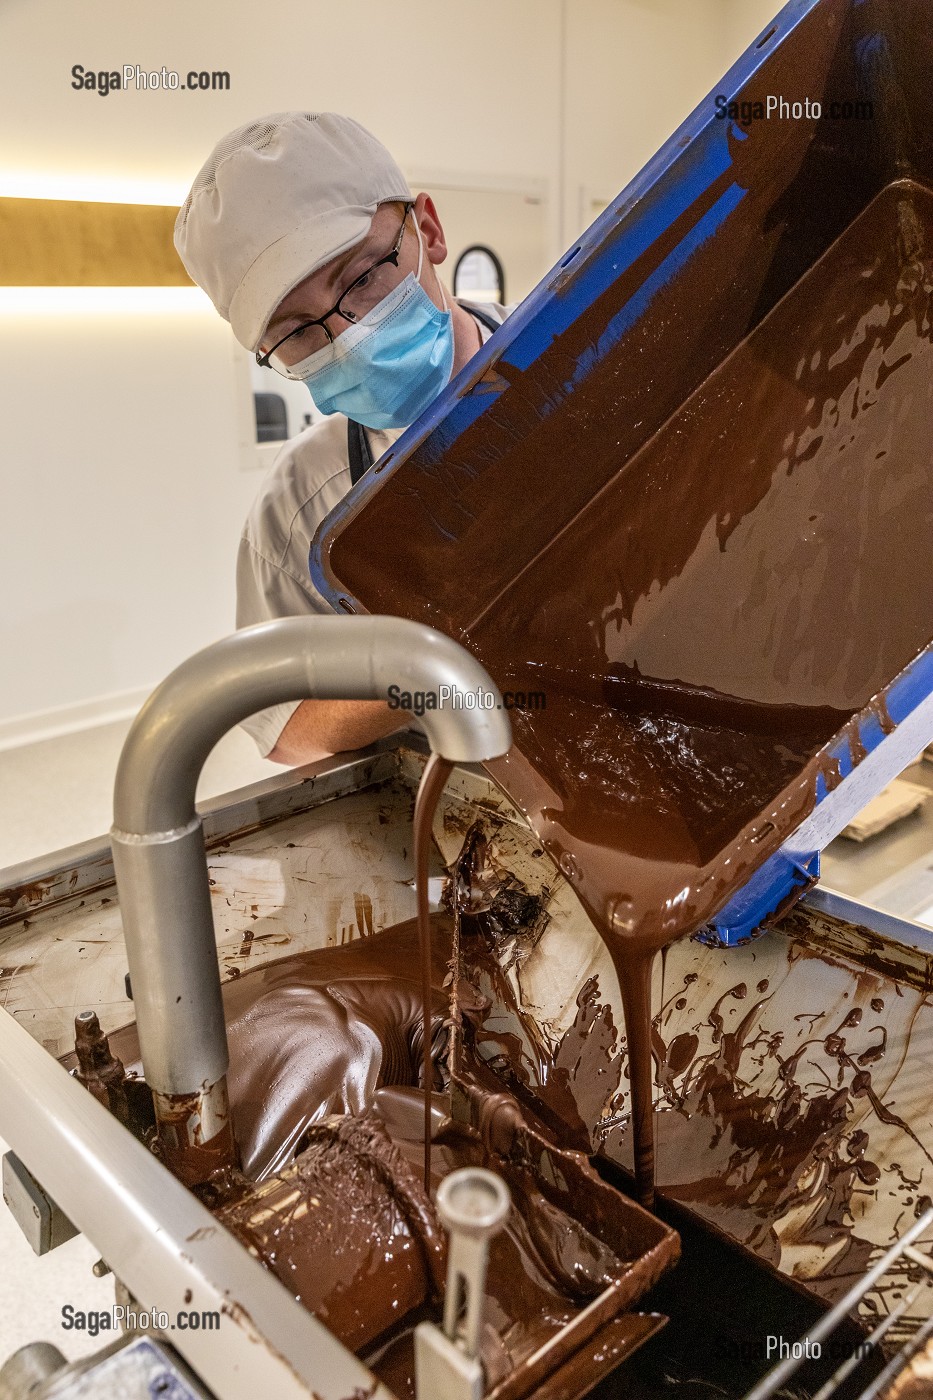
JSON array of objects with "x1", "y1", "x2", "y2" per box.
[{"x1": 296, "y1": 223, "x2": 455, "y2": 430}]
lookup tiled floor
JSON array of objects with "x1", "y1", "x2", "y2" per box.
[{"x1": 0, "y1": 717, "x2": 276, "y2": 1370}]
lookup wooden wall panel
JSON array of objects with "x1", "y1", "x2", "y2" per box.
[{"x1": 0, "y1": 199, "x2": 191, "y2": 285}]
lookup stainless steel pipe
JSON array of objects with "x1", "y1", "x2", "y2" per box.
[{"x1": 110, "y1": 616, "x2": 512, "y2": 1183}]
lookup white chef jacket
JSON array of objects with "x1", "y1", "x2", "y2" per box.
[{"x1": 236, "y1": 300, "x2": 510, "y2": 756}]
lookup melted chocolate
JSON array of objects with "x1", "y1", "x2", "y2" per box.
[
  {"x1": 215, "y1": 1111, "x2": 448, "y2": 1353},
  {"x1": 479, "y1": 183, "x2": 933, "y2": 1202},
  {"x1": 329, "y1": 180, "x2": 933, "y2": 1207},
  {"x1": 97, "y1": 916, "x2": 458, "y2": 1180},
  {"x1": 365, "y1": 1115, "x2": 631, "y2": 1399},
  {"x1": 90, "y1": 910, "x2": 662, "y2": 1389},
  {"x1": 415, "y1": 753, "x2": 454, "y2": 1186}
]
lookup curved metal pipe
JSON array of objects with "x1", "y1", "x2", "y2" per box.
[{"x1": 110, "y1": 616, "x2": 511, "y2": 1183}]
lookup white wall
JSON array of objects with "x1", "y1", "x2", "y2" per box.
[
  {"x1": 0, "y1": 0, "x2": 774, "y2": 738},
  {"x1": 722, "y1": 0, "x2": 790, "y2": 62},
  {"x1": 561, "y1": 0, "x2": 726, "y2": 242},
  {"x1": 0, "y1": 294, "x2": 260, "y2": 738},
  {"x1": 0, "y1": 0, "x2": 566, "y2": 232}
]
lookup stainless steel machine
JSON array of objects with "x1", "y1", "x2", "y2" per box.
[
  {"x1": 0, "y1": 619, "x2": 679, "y2": 1399},
  {"x1": 4, "y1": 0, "x2": 933, "y2": 1392},
  {"x1": 3, "y1": 722, "x2": 933, "y2": 1397}
]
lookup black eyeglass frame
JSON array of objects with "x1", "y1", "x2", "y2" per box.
[{"x1": 255, "y1": 202, "x2": 414, "y2": 370}]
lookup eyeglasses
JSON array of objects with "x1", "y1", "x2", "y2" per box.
[{"x1": 256, "y1": 203, "x2": 414, "y2": 375}]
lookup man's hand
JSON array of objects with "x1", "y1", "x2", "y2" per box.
[{"x1": 267, "y1": 698, "x2": 408, "y2": 766}]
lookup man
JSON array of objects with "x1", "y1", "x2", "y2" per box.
[{"x1": 175, "y1": 111, "x2": 510, "y2": 765}]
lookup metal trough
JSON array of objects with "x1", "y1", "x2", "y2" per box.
[{"x1": 3, "y1": 742, "x2": 933, "y2": 1323}]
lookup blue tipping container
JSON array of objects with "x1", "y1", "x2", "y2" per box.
[{"x1": 313, "y1": 0, "x2": 933, "y2": 946}]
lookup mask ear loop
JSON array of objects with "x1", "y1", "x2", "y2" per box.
[{"x1": 412, "y1": 214, "x2": 449, "y2": 314}]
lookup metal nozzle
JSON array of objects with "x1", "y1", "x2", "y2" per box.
[{"x1": 109, "y1": 616, "x2": 511, "y2": 1183}]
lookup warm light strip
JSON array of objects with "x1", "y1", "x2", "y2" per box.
[
  {"x1": 0, "y1": 173, "x2": 187, "y2": 206},
  {"x1": 0, "y1": 286, "x2": 211, "y2": 313}
]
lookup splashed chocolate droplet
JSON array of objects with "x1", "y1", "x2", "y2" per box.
[
  {"x1": 667, "y1": 1033, "x2": 700, "y2": 1077},
  {"x1": 847, "y1": 1129, "x2": 870, "y2": 1159}
]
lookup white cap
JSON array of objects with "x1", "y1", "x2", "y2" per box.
[{"x1": 174, "y1": 112, "x2": 412, "y2": 352}]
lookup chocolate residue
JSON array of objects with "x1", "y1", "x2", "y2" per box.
[
  {"x1": 98, "y1": 917, "x2": 457, "y2": 1181},
  {"x1": 449, "y1": 829, "x2": 932, "y2": 1305},
  {"x1": 449, "y1": 824, "x2": 623, "y2": 1150},
  {"x1": 72, "y1": 1009, "x2": 129, "y2": 1127},
  {"x1": 323, "y1": 177, "x2": 933, "y2": 1208},
  {"x1": 414, "y1": 753, "x2": 454, "y2": 1187},
  {"x1": 633, "y1": 975, "x2": 932, "y2": 1296},
  {"x1": 473, "y1": 181, "x2": 933, "y2": 1204},
  {"x1": 91, "y1": 906, "x2": 665, "y2": 1393}
]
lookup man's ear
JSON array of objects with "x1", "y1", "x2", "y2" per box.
[{"x1": 414, "y1": 192, "x2": 448, "y2": 266}]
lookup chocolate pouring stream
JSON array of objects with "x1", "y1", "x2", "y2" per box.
[
  {"x1": 415, "y1": 753, "x2": 454, "y2": 1187},
  {"x1": 325, "y1": 180, "x2": 933, "y2": 1207}
]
